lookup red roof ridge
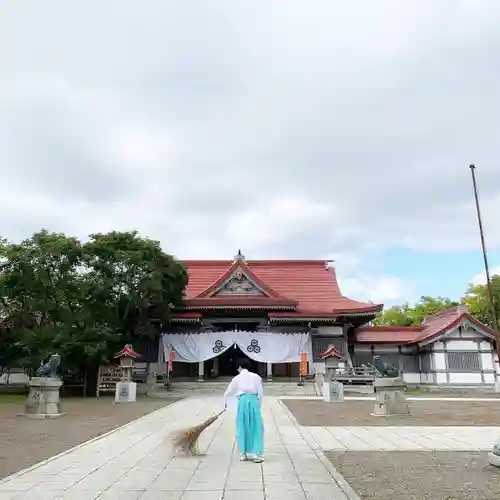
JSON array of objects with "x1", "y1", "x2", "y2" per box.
[{"x1": 357, "y1": 325, "x2": 424, "y2": 332}]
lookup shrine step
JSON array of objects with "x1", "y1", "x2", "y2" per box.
[{"x1": 150, "y1": 381, "x2": 319, "y2": 397}]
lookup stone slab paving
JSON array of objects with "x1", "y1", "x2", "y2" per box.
[
  {"x1": 303, "y1": 425, "x2": 499, "y2": 451},
  {"x1": 1, "y1": 396, "x2": 499, "y2": 500},
  {"x1": 0, "y1": 397, "x2": 353, "y2": 500}
]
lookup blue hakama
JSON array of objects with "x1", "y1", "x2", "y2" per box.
[{"x1": 236, "y1": 393, "x2": 264, "y2": 456}]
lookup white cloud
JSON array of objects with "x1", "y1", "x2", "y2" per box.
[
  {"x1": 339, "y1": 274, "x2": 414, "y2": 305},
  {"x1": 327, "y1": 252, "x2": 415, "y2": 305},
  {"x1": 471, "y1": 265, "x2": 500, "y2": 286},
  {"x1": 0, "y1": 0, "x2": 499, "y2": 274}
]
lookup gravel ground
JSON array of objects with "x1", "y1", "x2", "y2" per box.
[
  {"x1": 326, "y1": 451, "x2": 500, "y2": 500},
  {"x1": 282, "y1": 399, "x2": 500, "y2": 426},
  {"x1": 0, "y1": 395, "x2": 180, "y2": 479}
]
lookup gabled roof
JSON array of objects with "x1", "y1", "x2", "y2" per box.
[
  {"x1": 114, "y1": 344, "x2": 142, "y2": 359},
  {"x1": 194, "y1": 260, "x2": 284, "y2": 299},
  {"x1": 181, "y1": 259, "x2": 383, "y2": 316},
  {"x1": 319, "y1": 345, "x2": 345, "y2": 359},
  {"x1": 355, "y1": 306, "x2": 497, "y2": 345}
]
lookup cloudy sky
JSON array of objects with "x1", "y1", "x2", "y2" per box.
[{"x1": 1, "y1": 0, "x2": 499, "y2": 306}]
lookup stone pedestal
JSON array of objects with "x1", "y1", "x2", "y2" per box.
[
  {"x1": 371, "y1": 377, "x2": 410, "y2": 416},
  {"x1": 488, "y1": 439, "x2": 500, "y2": 468},
  {"x1": 323, "y1": 380, "x2": 344, "y2": 403},
  {"x1": 20, "y1": 377, "x2": 65, "y2": 419},
  {"x1": 115, "y1": 381, "x2": 137, "y2": 403}
]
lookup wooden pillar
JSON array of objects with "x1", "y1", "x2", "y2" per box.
[
  {"x1": 267, "y1": 362, "x2": 273, "y2": 381},
  {"x1": 198, "y1": 361, "x2": 204, "y2": 381}
]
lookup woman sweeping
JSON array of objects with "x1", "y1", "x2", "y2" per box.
[{"x1": 224, "y1": 358, "x2": 264, "y2": 463}]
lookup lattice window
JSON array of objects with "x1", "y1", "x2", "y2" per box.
[
  {"x1": 312, "y1": 337, "x2": 343, "y2": 362},
  {"x1": 446, "y1": 352, "x2": 481, "y2": 372}
]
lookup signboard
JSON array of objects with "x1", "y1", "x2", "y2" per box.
[{"x1": 300, "y1": 352, "x2": 308, "y2": 376}]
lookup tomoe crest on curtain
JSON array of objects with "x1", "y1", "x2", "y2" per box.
[
  {"x1": 212, "y1": 339, "x2": 226, "y2": 354},
  {"x1": 246, "y1": 339, "x2": 261, "y2": 354}
]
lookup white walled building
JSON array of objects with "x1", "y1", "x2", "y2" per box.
[{"x1": 352, "y1": 306, "x2": 499, "y2": 386}]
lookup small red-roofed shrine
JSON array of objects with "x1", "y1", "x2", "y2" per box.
[
  {"x1": 114, "y1": 344, "x2": 142, "y2": 360},
  {"x1": 156, "y1": 251, "x2": 499, "y2": 387}
]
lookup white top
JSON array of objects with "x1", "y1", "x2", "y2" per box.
[{"x1": 224, "y1": 369, "x2": 264, "y2": 405}]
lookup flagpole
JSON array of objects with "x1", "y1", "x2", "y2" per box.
[
  {"x1": 469, "y1": 164, "x2": 500, "y2": 386},
  {"x1": 469, "y1": 164, "x2": 498, "y2": 332}
]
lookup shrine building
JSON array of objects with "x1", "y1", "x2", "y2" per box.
[{"x1": 156, "y1": 251, "x2": 500, "y2": 387}]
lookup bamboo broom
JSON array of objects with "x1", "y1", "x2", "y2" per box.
[{"x1": 170, "y1": 409, "x2": 226, "y2": 456}]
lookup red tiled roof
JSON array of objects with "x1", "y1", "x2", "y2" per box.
[
  {"x1": 355, "y1": 326, "x2": 424, "y2": 344},
  {"x1": 181, "y1": 260, "x2": 383, "y2": 316},
  {"x1": 184, "y1": 297, "x2": 297, "y2": 308},
  {"x1": 319, "y1": 345, "x2": 345, "y2": 359},
  {"x1": 355, "y1": 306, "x2": 497, "y2": 345},
  {"x1": 114, "y1": 344, "x2": 142, "y2": 359}
]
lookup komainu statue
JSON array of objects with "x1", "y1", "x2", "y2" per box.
[
  {"x1": 373, "y1": 355, "x2": 400, "y2": 378},
  {"x1": 36, "y1": 354, "x2": 61, "y2": 378}
]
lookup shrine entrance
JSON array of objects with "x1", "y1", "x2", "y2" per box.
[{"x1": 208, "y1": 344, "x2": 262, "y2": 378}]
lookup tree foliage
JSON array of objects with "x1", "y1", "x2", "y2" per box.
[
  {"x1": 0, "y1": 229, "x2": 187, "y2": 376},
  {"x1": 372, "y1": 296, "x2": 460, "y2": 326},
  {"x1": 461, "y1": 275, "x2": 500, "y2": 329},
  {"x1": 82, "y1": 231, "x2": 188, "y2": 340},
  {"x1": 373, "y1": 280, "x2": 500, "y2": 330}
]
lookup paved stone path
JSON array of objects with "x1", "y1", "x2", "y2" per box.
[{"x1": 0, "y1": 396, "x2": 499, "y2": 500}]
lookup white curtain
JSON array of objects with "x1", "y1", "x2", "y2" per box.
[
  {"x1": 234, "y1": 331, "x2": 308, "y2": 363},
  {"x1": 162, "y1": 331, "x2": 309, "y2": 364},
  {"x1": 162, "y1": 331, "x2": 234, "y2": 362}
]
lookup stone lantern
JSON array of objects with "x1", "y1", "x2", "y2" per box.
[
  {"x1": 114, "y1": 344, "x2": 142, "y2": 403},
  {"x1": 319, "y1": 345, "x2": 345, "y2": 403}
]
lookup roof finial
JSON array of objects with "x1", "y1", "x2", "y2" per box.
[{"x1": 234, "y1": 249, "x2": 245, "y2": 261}]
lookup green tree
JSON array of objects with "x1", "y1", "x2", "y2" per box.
[
  {"x1": 462, "y1": 275, "x2": 500, "y2": 329},
  {"x1": 82, "y1": 231, "x2": 188, "y2": 341},
  {"x1": 371, "y1": 303, "x2": 414, "y2": 326},
  {"x1": 373, "y1": 296, "x2": 459, "y2": 326},
  {"x1": 0, "y1": 231, "x2": 115, "y2": 375}
]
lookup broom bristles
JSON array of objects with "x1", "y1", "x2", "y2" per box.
[{"x1": 170, "y1": 409, "x2": 226, "y2": 456}]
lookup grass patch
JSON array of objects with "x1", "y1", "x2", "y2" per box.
[{"x1": 0, "y1": 393, "x2": 26, "y2": 404}]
